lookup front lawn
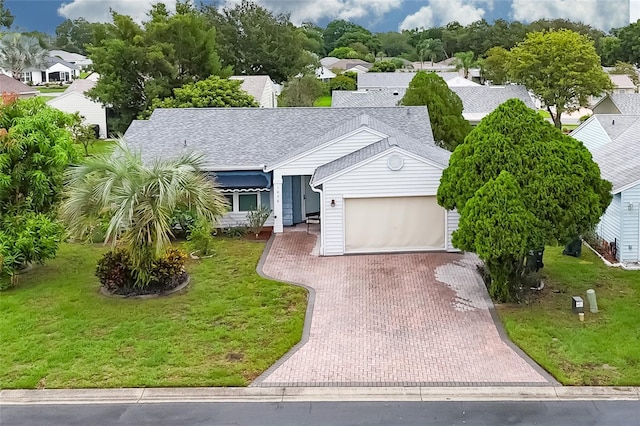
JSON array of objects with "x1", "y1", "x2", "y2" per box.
[
  {"x1": 0, "y1": 240, "x2": 307, "y2": 389},
  {"x1": 497, "y1": 246, "x2": 640, "y2": 385},
  {"x1": 37, "y1": 87, "x2": 68, "y2": 93}
]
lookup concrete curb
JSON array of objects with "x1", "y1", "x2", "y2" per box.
[{"x1": 2, "y1": 386, "x2": 639, "y2": 405}]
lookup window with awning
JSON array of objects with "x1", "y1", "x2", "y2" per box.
[{"x1": 206, "y1": 171, "x2": 271, "y2": 193}]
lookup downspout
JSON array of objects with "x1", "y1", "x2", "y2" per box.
[{"x1": 310, "y1": 181, "x2": 324, "y2": 256}]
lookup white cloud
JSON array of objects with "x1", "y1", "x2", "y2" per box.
[
  {"x1": 58, "y1": 0, "x2": 178, "y2": 23},
  {"x1": 511, "y1": 0, "x2": 629, "y2": 31},
  {"x1": 219, "y1": 0, "x2": 402, "y2": 25},
  {"x1": 399, "y1": 0, "x2": 488, "y2": 31}
]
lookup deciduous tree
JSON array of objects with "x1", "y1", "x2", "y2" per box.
[
  {"x1": 400, "y1": 71, "x2": 471, "y2": 151},
  {"x1": 508, "y1": 29, "x2": 613, "y2": 128},
  {"x1": 481, "y1": 46, "x2": 510, "y2": 84},
  {"x1": 0, "y1": 0, "x2": 13, "y2": 29},
  {"x1": 279, "y1": 75, "x2": 325, "y2": 107}
]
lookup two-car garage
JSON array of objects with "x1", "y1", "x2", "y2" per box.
[{"x1": 343, "y1": 196, "x2": 446, "y2": 253}]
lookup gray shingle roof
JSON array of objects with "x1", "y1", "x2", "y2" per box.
[
  {"x1": 45, "y1": 56, "x2": 80, "y2": 70},
  {"x1": 357, "y1": 72, "x2": 459, "y2": 89},
  {"x1": 229, "y1": 76, "x2": 269, "y2": 102},
  {"x1": 332, "y1": 85, "x2": 534, "y2": 118},
  {"x1": 590, "y1": 114, "x2": 640, "y2": 192},
  {"x1": 63, "y1": 78, "x2": 96, "y2": 95},
  {"x1": 0, "y1": 74, "x2": 37, "y2": 94},
  {"x1": 124, "y1": 107, "x2": 436, "y2": 170},
  {"x1": 606, "y1": 94, "x2": 640, "y2": 114}
]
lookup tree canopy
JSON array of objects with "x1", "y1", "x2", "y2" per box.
[
  {"x1": 508, "y1": 29, "x2": 613, "y2": 128},
  {"x1": 0, "y1": 0, "x2": 13, "y2": 29},
  {"x1": 205, "y1": 0, "x2": 310, "y2": 83},
  {"x1": 400, "y1": 71, "x2": 471, "y2": 151},
  {"x1": 480, "y1": 46, "x2": 510, "y2": 84},
  {"x1": 0, "y1": 33, "x2": 48, "y2": 80},
  {"x1": 437, "y1": 99, "x2": 612, "y2": 299},
  {"x1": 0, "y1": 97, "x2": 79, "y2": 285},
  {"x1": 141, "y1": 76, "x2": 258, "y2": 118},
  {"x1": 615, "y1": 20, "x2": 640, "y2": 67},
  {"x1": 279, "y1": 75, "x2": 325, "y2": 107}
]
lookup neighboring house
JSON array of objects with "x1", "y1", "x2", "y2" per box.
[
  {"x1": 315, "y1": 66, "x2": 337, "y2": 82},
  {"x1": 591, "y1": 93, "x2": 640, "y2": 115},
  {"x1": 333, "y1": 85, "x2": 532, "y2": 124},
  {"x1": 48, "y1": 50, "x2": 93, "y2": 68},
  {"x1": 124, "y1": 107, "x2": 460, "y2": 256},
  {"x1": 345, "y1": 65, "x2": 369, "y2": 74},
  {"x1": 229, "y1": 75, "x2": 278, "y2": 108},
  {"x1": 0, "y1": 74, "x2": 38, "y2": 98},
  {"x1": 320, "y1": 57, "x2": 340, "y2": 68},
  {"x1": 572, "y1": 114, "x2": 640, "y2": 264},
  {"x1": 20, "y1": 57, "x2": 80, "y2": 84},
  {"x1": 46, "y1": 79, "x2": 107, "y2": 138},
  {"x1": 357, "y1": 72, "x2": 479, "y2": 89},
  {"x1": 608, "y1": 74, "x2": 637, "y2": 94},
  {"x1": 328, "y1": 59, "x2": 373, "y2": 71}
]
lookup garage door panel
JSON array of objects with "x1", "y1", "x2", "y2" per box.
[{"x1": 344, "y1": 196, "x2": 445, "y2": 253}]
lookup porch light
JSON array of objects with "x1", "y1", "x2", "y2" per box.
[{"x1": 331, "y1": 199, "x2": 336, "y2": 207}]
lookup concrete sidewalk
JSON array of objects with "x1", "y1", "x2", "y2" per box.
[{"x1": 2, "y1": 386, "x2": 639, "y2": 405}]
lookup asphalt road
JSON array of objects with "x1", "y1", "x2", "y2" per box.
[{"x1": 2, "y1": 401, "x2": 640, "y2": 426}]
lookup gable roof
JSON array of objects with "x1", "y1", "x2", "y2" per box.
[
  {"x1": 0, "y1": 74, "x2": 37, "y2": 95},
  {"x1": 63, "y1": 78, "x2": 96, "y2": 95},
  {"x1": 357, "y1": 72, "x2": 461, "y2": 89},
  {"x1": 592, "y1": 93, "x2": 640, "y2": 115},
  {"x1": 312, "y1": 132, "x2": 450, "y2": 185},
  {"x1": 585, "y1": 114, "x2": 640, "y2": 193},
  {"x1": 124, "y1": 107, "x2": 436, "y2": 170},
  {"x1": 332, "y1": 85, "x2": 535, "y2": 119},
  {"x1": 320, "y1": 57, "x2": 340, "y2": 67},
  {"x1": 229, "y1": 75, "x2": 272, "y2": 102},
  {"x1": 329, "y1": 59, "x2": 373, "y2": 70},
  {"x1": 45, "y1": 56, "x2": 81, "y2": 70}
]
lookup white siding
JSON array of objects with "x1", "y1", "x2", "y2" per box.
[
  {"x1": 218, "y1": 212, "x2": 274, "y2": 228},
  {"x1": 278, "y1": 129, "x2": 385, "y2": 176},
  {"x1": 259, "y1": 80, "x2": 277, "y2": 108},
  {"x1": 620, "y1": 185, "x2": 640, "y2": 263},
  {"x1": 321, "y1": 150, "x2": 446, "y2": 255},
  {"x1": 597, "y1": 193, "x2": 621, "y2": 252},
  {"x1": 446, "y1": 209, "x2": 460, "y2": 252},
  {"x1": 48, "y1": 92, "x2": 107, "y2": 138},
  {"x1": 571, "y1": 119, "x2": 611, "y2": 151}
]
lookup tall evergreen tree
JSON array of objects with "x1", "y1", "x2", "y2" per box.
[{"x1": 400, "y1": 71, "x2": 471, "y2": 151}]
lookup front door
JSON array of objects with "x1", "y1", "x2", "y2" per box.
[{"x1": 303, "y1": 175, "x2": 320, "y2": 216}]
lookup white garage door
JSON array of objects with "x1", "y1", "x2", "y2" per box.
[{"x1": 344, "y1": 196, "x2": 445, "y2": 253}]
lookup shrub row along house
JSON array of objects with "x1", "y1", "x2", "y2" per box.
[
  {"x1": 124, "y1": 107, "x2": 460, "y2": 256},
  {"x1": 572, "y1": 93, "x2": 640, "y2": 265}
]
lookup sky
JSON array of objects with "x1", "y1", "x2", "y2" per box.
[{"x1": 5, "y1": 0, "x2": 637, "y2": 35}]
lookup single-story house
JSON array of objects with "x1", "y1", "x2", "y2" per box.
[
  {"x1": 46, "y1": 79, "x2": 107, "y2": 138},
  {"x1": 328, "y1": 59, "x2": 373, "y2": 71},
  {"x1": 48, "y1": 50, "x2": 93, "y2": 68},
  {"x1": 332, "y1": 85, "x2": 534, "y2": 124},
  {"x1": 315, "y1": 66, "x2": 337, "y2": 82},
  {"x1": 591, "y1": 93, "x2": 640, "y2": 115},
  {"x1": 608, "y1": 74, "x2": 637, "y2": 94},
  {"x1": 229, "y1": 75, "x2": 278, "y2": 108},
  {"x1": 124, "y1": 107, "x2": 460, "y2": 256},
  {"x1": 571, "y1": 114, "x2": 640, "y2": 264},
  {"x1": 0, "y1": 74, "x2": 38, "y2": 98},
  {"x1": 21, "y1": 57, "x2": 80, "y2": 84},
  {"x1": 320, "y1": 57, "x2": 341, "y2": 68},
  {"x1": 357, "y1": 72, "x2": 479, "y2": 89},
  {"x1": 344, "y1": 65, "x2": 369, "y2": 74}
]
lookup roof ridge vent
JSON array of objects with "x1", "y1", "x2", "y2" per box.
[{"x1": 360, "y1": 113, "x2": 370, "y2": 126}]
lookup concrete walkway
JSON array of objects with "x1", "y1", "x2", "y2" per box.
[{"x1": 255, "y1": 231, "x2": 553, "y2": 387}]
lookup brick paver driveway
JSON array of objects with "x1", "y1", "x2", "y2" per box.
[{"x1": 255, "y1": 231, "x2": 552, "y2": 386}]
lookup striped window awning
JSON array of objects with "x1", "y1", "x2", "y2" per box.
[{"x1": 207, "y1": 171, "x2": 271, "y2": 193}]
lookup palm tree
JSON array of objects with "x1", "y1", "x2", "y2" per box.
[
  {"x1": 417, "y1": 38, "x2": 445, "y2": 68},
  {"x1": 60, "y1": 140, "x2": 229, "y2": 286},
  {"x1": 0, "y1": 33, "x2": 48, "y2": 80},
  {"x1": 453, "y1": 51, "x2": 476, "y2": 79}
]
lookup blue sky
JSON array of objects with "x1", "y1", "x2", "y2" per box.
[{"x1": 6, "y1": 0, "x2": 635, "y2": 35}]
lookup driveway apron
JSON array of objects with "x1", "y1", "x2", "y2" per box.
[{"x1": 255, "y1": 232, "x2": 552, "y2": 386}]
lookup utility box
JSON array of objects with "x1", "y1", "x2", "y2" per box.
[
  {"x1": 572, "y1": 296, "x2": 584, "y2": 314},
  {"x1": 563, "y1": 237, "x2": 582, "y2": 257},
  {"x1": 526, "y1": 249, "x2": 545, "y2": 272}
]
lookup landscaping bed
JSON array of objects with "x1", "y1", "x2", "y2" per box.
[
  {"x1": 497, "y1": 245, "x2": 640, "y2": 385},
  {"x1": 0, "y1": 239, "x2": 307, "y2": 389}
]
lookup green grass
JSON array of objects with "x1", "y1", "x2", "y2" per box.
[
  {"x1": 538, "y1": 110, "x2": 551, "y2": 118},
  {"x1": 0, "y1": 240, "x2": 307, "y2": 389},
  {"x1": 37, "y1": 87, "x2": 67, "y2": 93},
  {"x1": 74, "y1": 140, "x2": 116, "y2": 158},
  {"x1": 497, "y1": 246, "x2": 640, "y2": 385},
  {"x1": 79, "y1": 71, "x2": 90, "y2": 79},
  {"x1": 314, "y1": 96, "x2": 332, "y2": 107}
]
